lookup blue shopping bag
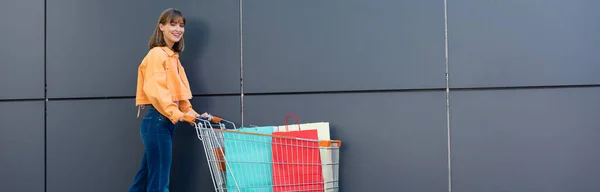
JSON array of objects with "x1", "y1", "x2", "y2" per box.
[{"x1": 223, "y1": 126, "x2": 275, "y2": 192}]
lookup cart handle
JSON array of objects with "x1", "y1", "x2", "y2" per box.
[
  {"x1": 196, "y1": 115, "x2": 237, "y2": 129},
  {"x1": 197, "y1": 114, "x2": 222, "y2": 123},
  {"x1": 284, "y1": 114, "x2": 301, "y2": 131}
]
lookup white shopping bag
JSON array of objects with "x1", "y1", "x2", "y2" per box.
[{"x1": 275, "y1": 122, "x2": 335, "y2": 191}]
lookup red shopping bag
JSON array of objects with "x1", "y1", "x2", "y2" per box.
[{"x1": 271, "y1": 114, "x2": 324, "y2": 192}]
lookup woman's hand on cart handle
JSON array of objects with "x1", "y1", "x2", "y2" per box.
[
  {"x1": 198, "y1": 112, "x2": 211, "y2": 119},
  {"x1": 196, "y1": 113, "x2": 222, "y2": 123}
]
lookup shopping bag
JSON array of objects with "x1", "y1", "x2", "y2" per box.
[
  {"x1": 275, "y1": 122, "x2": 335, "y2": 191},
  {"x1": 275, "y1": 122, "x2": 330, "y2": 140},
  {"x1": 224, "y1": 126, "x2": 275, "y2": 192},
  {"x1": 271, "y1": 115, "x2": 324, "y2": 192}
]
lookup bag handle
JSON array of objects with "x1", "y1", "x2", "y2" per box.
[{"x1": 284, "y1": 114, "x2": 301, "y2": 131}]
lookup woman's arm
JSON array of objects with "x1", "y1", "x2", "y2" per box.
[{"x1": 142, "y1": 51, "x2": 185, "y2": 124}]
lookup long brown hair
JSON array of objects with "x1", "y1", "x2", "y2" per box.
[{"x1": 148, "y1": 8, "x2": 186, "y2": 52}]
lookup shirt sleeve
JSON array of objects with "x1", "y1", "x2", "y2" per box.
[
  {"x1": 179, "y1": 99, "x2": 199, "y2": 117},
  {"x1": 142, "y1": 51, "x2": 184, "y2": 124}
]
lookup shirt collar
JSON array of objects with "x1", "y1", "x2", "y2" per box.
[{"x1": 160, "y1": 46, "x2": 178, "y2": 58}]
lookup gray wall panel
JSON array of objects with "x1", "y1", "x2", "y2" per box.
[
  {"x1": 47, "y1": 0, "x2": 239, "y2": 98},
  {"x1": 451, "y1": 87, "x2": 600, "y2": 192},
  {"x1": 243, "y1": 92, "x2": 448, "y2": 192},
  {"x1": 171, "y1": 96, "x2": 241, "y2": 192},
  {"x1": 0, "y1": 0, "x2": 45, "y2": 100},
  {"x1": 243, "y1": 0, "x2": 446, "y2": 93},
  {"x1": 0, "y1": 101, "x2": 45, "y2": 192},
  {"x1": 47, "y1": 0, "x2": 179, "y2": 98},
  {"x1": 46, "y1": 96, "x2": 239, "y2": 192},
  {"x1": 47, "y1": 99, "x2": 144, "y2": 192},
  {"x1": 448, "y1": 0, "x2": 600, "y2": 88},
  {"x1": 174, "y1": 1, "x2": 241, "y2": 95}
]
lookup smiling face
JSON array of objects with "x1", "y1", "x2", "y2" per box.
[
  {"x1": 148, "y1": 8, "x2": 187, "y2": 52},
  {"x1": 159, "y1": 16, "x2": 185, "y2": 48}
]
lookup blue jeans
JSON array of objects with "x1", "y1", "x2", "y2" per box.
[{"x1": 129, "y1": 106, "x2": 178, "y2": 192}]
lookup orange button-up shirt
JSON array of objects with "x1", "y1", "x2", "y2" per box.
[{"x1": 135, "y1": 46, "x2": 198, "y2": 124}]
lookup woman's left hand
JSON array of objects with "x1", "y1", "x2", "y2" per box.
[{"x1": 198, "y1": 112, "x2": 211, "y2": 119}]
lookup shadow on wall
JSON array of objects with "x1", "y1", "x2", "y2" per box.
[
  {"x1": 180, "y1": 17, "x2": 211, "y2": 97},
  {"x1": 170, "y1": 18, "x2": 216, "y2": 192}
]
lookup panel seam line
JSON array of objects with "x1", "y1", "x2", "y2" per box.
[
  {"x1": 444, "y1": 0, "x2": 452, "y2": 191},
  {"x1": 239, "y1": 0, "x2": 244, "y2": 126},
  {"x1": 43, "y1": 0, "x2": 48, "y2": 191}
]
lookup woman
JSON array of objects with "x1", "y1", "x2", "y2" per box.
[{"x1": 129, "y1": 8, "x2": 209, "y2": 192}]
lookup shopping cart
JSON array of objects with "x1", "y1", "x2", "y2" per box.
[{"x1": 194, "y1": 116, "x2": 341, "y2": 192}]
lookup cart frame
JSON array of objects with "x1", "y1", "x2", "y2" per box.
[{"x1": 194, "y1": 118, "x2": 341, "y2": 192}]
